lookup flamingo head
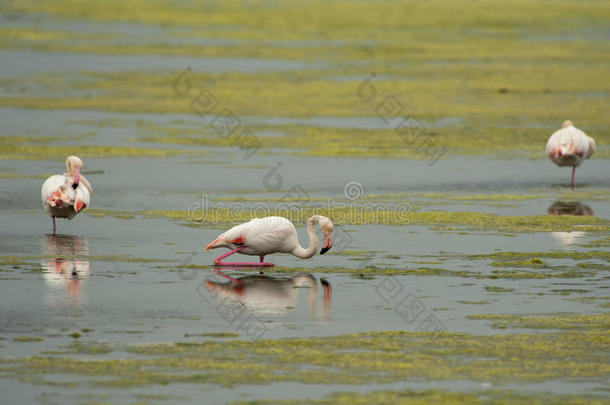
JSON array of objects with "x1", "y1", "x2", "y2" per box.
[
  {"x1": 562, "y1": 120, "x2": 574, "y2": 128},
  {"x1": 317, "y1": 216, "x2": 334, "y2": 255},
  {"x1": 66, "y1": 155, "x2": 84, "y2": 189}
]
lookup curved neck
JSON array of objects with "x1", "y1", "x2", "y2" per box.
[
  {"x1": 79, "y1": 175, "x2": 93, "y2": 196},
  {"x1": 291, "y1": 222, "x2": 318, "y2": 259}
]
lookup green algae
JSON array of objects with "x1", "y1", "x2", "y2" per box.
[
  {"x1": 456, "y1": 300, "x2": 492, "y2": 305},
  {"x1": 0, "y1": 68, "x2": 608, "y2": 159},
  {"x1": 5, "y1": 0, "x2": 610, "y2": 39},
  {"x1": 468, "y1": 313, "x2": 610, "y2": 330},
  {"x1": 468, "y1": 251, "x2": 610, "y2": 262},
  {"x1": 184, "y1": 332, "x2": 239, "y2": 339},
  {"x1": 1, "y1": 330, "x2": 608, "y2": 388},
  {"x1": 0, "y1": 255, "x2": 173, "y2": 270},
  {"x1": 491, "y1": 258, "x2": 545, "y2": 268},
  {"x1": 228, "y1": 389, "x2": 610, "y2": 405},
  {"x1": 484, "y1": 286, "x2": 514, "y2": 293},
  {"x1": 50, "y1": 341, "x2": 113, "y2": 355},
  {"x1": 2, "y1": 0, "x2": 610, "y2": 160},
  {"x1": 12, "y1": 336, "x2": 44, "y2": 342},
  {"x1": 84, "y1": 207, "x2": 610, "y2": 233},
  {"x1": 581, "y1": 235, "x2": 610, "y2": 249},
  {"x1": 0, "y1": 142, "x2": 186, "y2": 160}
]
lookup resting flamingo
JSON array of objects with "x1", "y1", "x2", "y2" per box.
[
  {"x1": 41, "y1": 156, "x2": 92, "y2": 235},
  {"x1": 205, "y1": 215, "x2": 334, "y2": 267},
  {"x1": 546, "y1": 120, "x2": 596, "y2": 188}
]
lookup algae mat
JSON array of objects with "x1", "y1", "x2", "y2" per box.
[{"x1": 1, "y1": 0, "x2": 610, "y2": 404}]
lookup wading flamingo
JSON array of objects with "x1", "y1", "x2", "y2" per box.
[
  {"x1": 41, "y1": 156, "x2": 92, "y2": 235},
  {"x1": 546, "y1": 120, "x2": 596, "y2": 188},
  {"x1": 205, "y1": 215, "x2": 334, "y2": 267}
]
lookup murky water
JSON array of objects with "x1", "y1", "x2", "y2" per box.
[{"x1": 1, "y1": 3, "x2": 609, "y2": 404}]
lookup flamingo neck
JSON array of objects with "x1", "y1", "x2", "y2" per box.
[{"x1": 291, "y1": 221, "x2": 318, "y2": 259}]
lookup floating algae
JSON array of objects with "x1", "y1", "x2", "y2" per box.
[
  {"x1": 13, "y1": 336, "x2": 44, "y2": 342},
  {"x1": 228, "y1": 388, "x2": 610, "y2": 405},
  {"x1": 468, "y1": 313, "x2": 610, "y2": 330},
  {"x1": 1, "y1": 0, "x2": 610, "y2": 161},
  {"x1": 86, "y1": 207, "x2": 610, "y2": 232},
  {"x1": 1, "y1": 330, "x2": 608, "y2": 388}
]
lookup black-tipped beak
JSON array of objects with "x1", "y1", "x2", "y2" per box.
[
  {"x1": 320, "y1": 245, "x2": 332, "y2": 255},
  {"x1": 72, "y1": 182, "x2": 79, "y2": 190}
]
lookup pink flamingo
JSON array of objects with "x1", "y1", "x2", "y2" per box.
[
  {"x1": 546, "y1": 120, "x2": 596, "y2": 188},
  {"x1": 205, "y1": 215, "x2": 334, "y2": 267},
  {"x1": 41, "y1": 156, "x2": 92, "y2": 235}
]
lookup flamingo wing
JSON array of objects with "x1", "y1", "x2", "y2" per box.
[
  {"x1": 208, "y1": 216, "x2": 297, "y2": 254},
  {"x1": 546, "y1": 126, "x2": 592, "y2": 165},
  {"x1": 41, "y1": 175, "x2": 73, "y2": 211},
  {"x1": 586, "y1": 136, "x2": 596, "y2": 159},
  {"x1": 41, "y1": 174, "x2": 91, "y2": 216},
  {"x1": 74, "y1": 181, "x2": 91, "y2": 212}
]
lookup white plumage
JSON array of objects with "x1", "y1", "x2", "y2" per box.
[
  {"x1": 212, "y1": 216, "x2": 299, "y2": 255},
  {"x1": 41, "y1": 156, "x2": 92, "y2": 234},
  {"x1": 546, "y1": 120, "x2": 595, "y2": 187},
  {"x1": 205, "y1": 215, "x2": 334, "y2": 266}
]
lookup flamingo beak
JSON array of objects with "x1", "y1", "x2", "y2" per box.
[
  {"x1": 205, "y1": 237, "x2": 222, "y2": 250},
  {"x1": 320, "y1": 234, "x2": 332, "y2": 255},
  {"x1": 72, "y1": 167, "x2": 80, "y2": 189}
]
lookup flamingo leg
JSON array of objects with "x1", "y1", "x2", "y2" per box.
[
  {"x1": 52, "y1": 216, "x2": 56, "y2": 235},
  {"x1": 571, "y1": 166, "x2": 576, "y2": 189},
  {"x1": 213, "y1": 246, "x2": 274, "y2": 267}
]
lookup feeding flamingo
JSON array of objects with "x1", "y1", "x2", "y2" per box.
[
  {"x1": 205, "y1": 215, "x2": 334, "y2": 267},
  {"x1": 546, "y1": 120, "x2": 596, "y2": 188},
  {"x1": 41, "y1": 156, "x2": 92, "y2": 235}
]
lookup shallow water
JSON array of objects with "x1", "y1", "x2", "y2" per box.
[
  {"x1": 2, "y1": 149, "x2": 609, "y2": 403},
  {"x1": 1, "y1": 2, "x2": 609, "y2": 404}
]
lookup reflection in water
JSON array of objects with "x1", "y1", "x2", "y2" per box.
[
  {"x1": 205, "y1": 270, "x2": 331, "y2": 318},
  {"x1": 548, "y1": 201, "x2": 593, "y2": 247},
  {"x1": 547, "y1": 201, "x2": 594, "y2": 216},
  {"x1": 41, "y1": 235, "x2": 90, "y2": 305}
]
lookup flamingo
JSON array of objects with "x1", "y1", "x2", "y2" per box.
[
  {"x1": 41, "y1": 156, "x2": 92, "y2": 235},
  {"x1": 205, "y1": 215, "x2": 334, "y2": 267},
  {"x1": 546, "y1": 120, "x2": 596, "y2": 188}
]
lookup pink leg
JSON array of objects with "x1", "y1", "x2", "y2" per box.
[
  {"x1": 213, "y1": 246, "x2": 274, "y2": 267},
  {"x1": 52, "y1": 216, "x2": 56, "y2": 235},
  {"x1": 571, "y1": 166, "x2": 576, "y2": 189}
]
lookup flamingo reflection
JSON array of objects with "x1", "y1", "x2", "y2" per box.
[
  {"x1": 547, "y1": 201, "x2": 594, "y2": 247},
  {"x1": 205, "y1": 269, "x2": 331, "y2": 317},
  {"x1": 548, "y1": 201, "x2": 594, "y2": 216},
  {"x1": 41, "y1": 235, "x2": 90, "y2": 304}
]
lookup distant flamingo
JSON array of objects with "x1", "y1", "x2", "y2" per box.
[
  {"x1": 546, "y1": 120, "x2": 596, "y2": 188},
  {"x1": 41, "y1": 156, "x2": 92, "y2": 235},
  {"x1": 205, "y1": 215, "x2": 334, "y2": 267}
]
